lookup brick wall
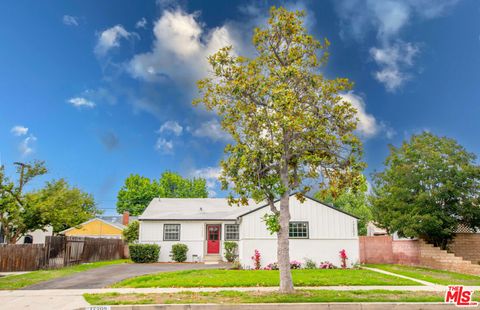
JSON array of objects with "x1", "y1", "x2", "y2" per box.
[
  {"x1": 360, "y1": 235, "x2": 480, "y2": 276},
  {"x1": 449, "y1": 233, "x2": 480, "y2": 264}
]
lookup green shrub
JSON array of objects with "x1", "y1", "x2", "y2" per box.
[
  {"x1": 129, "y1": 244, "x2": 160, "y2": 263},
  {"x1": 224, "y1": 241, "x2": 238, "y2": 262},
  {"x1": 170, "y1": 243, "x2": 189, "y2": 262},
  {"x1": 122, "y1": 221, "x2": 139, "y2": 243},
  {"x1": 304, "y1": 258, "x2": 317, "y2": 269}
]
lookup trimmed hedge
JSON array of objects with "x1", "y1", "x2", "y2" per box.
[
  {"x1": 129, "y1": 244, "x2": 160, "y2": 263},
  {"x1": 170, "y1": 243, "x2": 189, "y2": 262}
]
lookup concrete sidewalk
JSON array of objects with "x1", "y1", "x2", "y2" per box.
[{"x1": 0, "y1": 286, "x2": 464, "y2": 310}]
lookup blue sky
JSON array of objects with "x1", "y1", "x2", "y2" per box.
[{"x1": 1, "y1": 0, "x2": 479, "y2": 214}]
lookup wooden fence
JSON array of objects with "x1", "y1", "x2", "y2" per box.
[{"x1": 0, "y1": 236, "x2": 126, "y2": 272}]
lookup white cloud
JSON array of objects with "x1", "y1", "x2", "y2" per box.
[
  {"x1": 95, "y1": 25, "x2": 133, "y2": 56},
  {"x1": 135, "y1": 17, "x2": 147, "y2": 29},
  {"x1": 155, "y1": 138, "x2": 173, "y2": 154},
  {"x1": 192, "y1": 119, "x2": 231, "y2": 142},
  {"x1": 63, "y1": 15, "x2": 79, "y2": 26},
  {"x1": 158, "y1": 120, "x2": 183, "y2": 136},
  {"x1": 11, "y1": 126, "x2": 28, "y2": 136},
  {"x1": 128, "y1": 9, "x2": 237, "y2": 86},
  {"x1": 19, "y1": 135, "x2": 37, "y2": 157},
  {"x1": 191, "y1": 166, "x2": 222, "y2": 197},
  {"x1": 67, "y1": 97, "x2": 95, "y2": 108},
  {"x1": 370, "y1": 42, "x2": 419, "y2": 91},
  {"x1": 340, "y1": 92, "x2": 379, "y2": 138},
  {"x1": 334, "y1": 0, "x2": 458, "y2": 91}
]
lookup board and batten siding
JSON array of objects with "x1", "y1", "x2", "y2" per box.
[{"x1": 238, "y1": 196, "x2": 359, "y2": 268}]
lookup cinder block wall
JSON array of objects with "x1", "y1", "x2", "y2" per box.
[
  {"x1": 449, "y1": 233, "x2": 480, "y2": 264},
  {"x1": 392, "y1": 240, "x2": 420, "y2": 265},
  {"x1": 359, "y1": 236, "x2": 393, "y2": 264}
]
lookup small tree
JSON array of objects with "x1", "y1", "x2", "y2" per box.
[
  {"x1": 223, "y1": 241, "x2": 238, "y2": 262},
  {"x1": 0, "y1": 161, "x2": 47, "y2": 243},
  {"x1": 123, "y1": 221, "x2": 139, "y2": 243},
  {"x1": 371, "y1": 132, "x2": 480, "y2": 248},
  {"x1": 27, "y1": 179, "x2": 99, "y2": 234},
  {"x1": 195, "y1": 7, "x2": 363, "y2": 292}
]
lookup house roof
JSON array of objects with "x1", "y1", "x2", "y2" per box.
[
  {"x1": 139, "y1": 198, "x2": 264, "y2": 221},
  {"x1": 59, "y1": 215, "x2": 138, "y2": 234},
  {"x1": 139, "y1": 195, "x2": 359, "y2": 221}
]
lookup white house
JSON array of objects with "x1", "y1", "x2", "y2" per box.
[{"x1": 139, "y1": 194, "x2": 359, "y2": 268}]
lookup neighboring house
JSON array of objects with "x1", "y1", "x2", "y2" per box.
[
  {"x1": 0, "y1": 225, "x2": 53, "y2": 244},
  {"x1": 60, "y1": 212, "x2": 137, "y2": 239},
  {"x1": 366, "y1": 222, "x2": 388, "y2": 236},
  {"x1": 139, "y1": 195, "x2": 359, "y2": 268}
]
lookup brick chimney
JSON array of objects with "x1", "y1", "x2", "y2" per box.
[{"x1": 122, "y1": 211, "x2": 130, "y2": 226}]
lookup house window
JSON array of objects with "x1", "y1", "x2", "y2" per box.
[
  {"x1": 289, "y1": 222, "x2": 309, "y2": 238},
  {"x1": 225, "y1": 224, "x2": 239, "y2": 241},
  {"x1": 163, "y1": 224, "x2": 180, "y2": 241}
]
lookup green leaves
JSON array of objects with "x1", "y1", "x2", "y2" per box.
[
  {"x1": 116, "y1": 172, "x2": 209, "y2": 215},
  {"x1": 194, "y1": 7, "x2": 364, "y2": 206},
  {"x1": 371, "y1": 132, "x2": 480, "y2": 247}
]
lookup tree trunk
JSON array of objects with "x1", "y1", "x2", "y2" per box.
[{"x1": 277, "y1": 189, "x2": 294, "y2": 293}]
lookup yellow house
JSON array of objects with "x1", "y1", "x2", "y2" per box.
[{"x1": 61, "y1": 217, "x2": 125, "y2": 239}]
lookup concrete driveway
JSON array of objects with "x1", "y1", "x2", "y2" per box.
[{"x1": 23, "y1": 262, "x2": 228, "y2": 290}]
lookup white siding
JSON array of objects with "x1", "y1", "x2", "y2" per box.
[
  {"x1": 238, "y1": 196, "x2": 359, "y2": 268},
  {"x1": 139, "y1": 220, "x2": 237, "y2": 262},
  {"x1": 138, "y1": 196, "x2": 359, "y2": 267}
]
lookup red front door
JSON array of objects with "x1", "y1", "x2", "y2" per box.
[{"x1": 207, "y1": 225, "x2": 221, "y2": 254}]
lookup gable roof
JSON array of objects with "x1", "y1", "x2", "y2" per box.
[
  {"x1": 139, "y1": 195, "x2": 359, "y2": 221},
  {"x1": 60, "y1": 217, "x2": 126, "y2": 234},
  {"x1": 237, "y1": 194, "x2": 359, "y2": 220},
  {"x1": 139, "y1": 198, "x2": 264, "y2": 221}
]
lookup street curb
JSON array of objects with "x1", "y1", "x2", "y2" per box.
[{"x1": 81, "y1": 303, "x2": 459, "y2": 309}]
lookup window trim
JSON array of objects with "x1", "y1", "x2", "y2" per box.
[
  {"x1": 224, "y1": 224, "x2": 239, "y2": 241},
  {"x1": 289, "y1": 221, "x2": 309, "y2": 239},
  {"x1": 163, "y1": 224, "x2": 181, "y2": 241}
]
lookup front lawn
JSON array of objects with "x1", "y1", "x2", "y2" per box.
[
  {"x1": 112, "y1": 268, "x2": 419, "y2": 288},
  {"x1": 85, "y1": 290, "x2": 446, "y2": 305},
  {"x1": 0, "y1": 259, "x2": 130, "y2": 290},
  {"x1": 368, "y1": 264, "x2": 480, "y2": 286}
]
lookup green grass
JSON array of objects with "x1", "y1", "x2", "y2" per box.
[
  {"x1": 368, "y1": 264, "x2": 480, "y2": 286},
  {"x1": 111, "y1": 268, "x2": 419, "y2": 288},
  {"x1": 84, "y1": 290, "x2": 447, "y2": 305},
  {"x1": 0, "y1": 259, "x2": 130, "y2": 290}
]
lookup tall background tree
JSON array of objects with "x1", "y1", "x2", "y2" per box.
[
  {"x1": 371, "y1": 132, "x2": 480, "y2": 248},
  {"x1": 195, "y1": 7, "x2": 364, "y2": 293},
  {"x1": 117, "y1": 171, "x2": 208, "y2": 215}
]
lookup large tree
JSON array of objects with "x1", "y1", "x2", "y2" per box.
[
  {"x1": 371, "y1": 132, "x2": 480, "y2": 248},
  {"x1": 195, "y1": 7, "x2": 364, "y2": 292},
  {"x1": 0, "y1": 161, "x2": 47, "y2": 243},
  {"x1": 117, "y1": 172, "x2": 208, "y2": 215},
  {"x1": 27, "y1": 179, "x2": 99, "y2": 234}
]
